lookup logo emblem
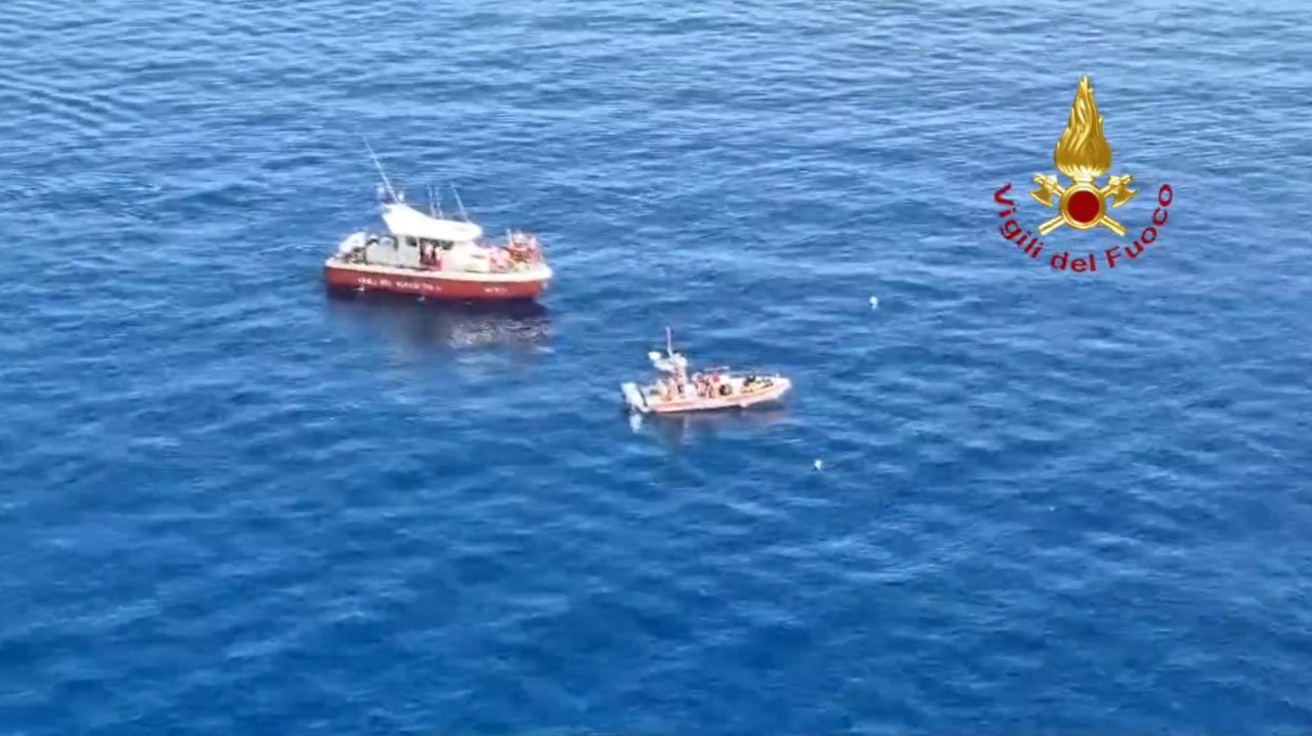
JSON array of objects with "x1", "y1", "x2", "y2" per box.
[
  {"x1": 991, "y1": 75, "x2": 1175, "y2": 274},
  {"x1": 1028, "y1": 75, "x2": 1136, "y2": 237}
]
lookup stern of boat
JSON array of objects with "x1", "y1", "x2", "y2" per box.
[
  {"x1": 336, "y1": 231, "x2": 367, "y2": 256},
  {"x1": 621, "y1": 382, "x2": 648, "y2": 413}
]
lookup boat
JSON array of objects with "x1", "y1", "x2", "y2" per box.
[
  {"x1": 323, "y1": 146, "x2": 552, "y2": 301},
  {"x1": 621, "y1": 328, "x2": 792, "y2": 414}
]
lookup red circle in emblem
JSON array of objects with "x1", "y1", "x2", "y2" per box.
[{"x1": 1067, "y1": 190, "x2": 1101, "y2": 224}]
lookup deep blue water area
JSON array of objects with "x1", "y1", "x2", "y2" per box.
[{"x1": 2, "y1": 0, "x2": 1311, "y2": 733}]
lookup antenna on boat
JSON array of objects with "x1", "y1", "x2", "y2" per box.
[
  {"x1": 666, "y1": 326, "x2": 674, "y2": 357},
  {"x1": 363, "y1": 138, "x2": 398, "y2": 203},
  {"x1": 426, "y1": 183, "x2": 444, "y2": 218},
  {"x1": 450, "y1": 183, "x2": 469, "y2": 221}
]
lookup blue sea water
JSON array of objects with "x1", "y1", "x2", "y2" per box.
[{"x1": 2, "y1": 0, "x2": 1312, "y2": 732}]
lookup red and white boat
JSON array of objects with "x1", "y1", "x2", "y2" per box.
[
  {"x1": 621, "y1": 328, "x2": 792, "y2": 415},
  {"x1": 324, "y1": 152, "x2": 551, "y2": 301}
]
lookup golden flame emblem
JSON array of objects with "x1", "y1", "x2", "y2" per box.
[{"x1": 1029, "y1": 75, "x2": 1137, "y2": 236}]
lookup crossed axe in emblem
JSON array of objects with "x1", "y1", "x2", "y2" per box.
[{"x1": 1029, "y1": 174, "x2": 1136, "y2": 236}]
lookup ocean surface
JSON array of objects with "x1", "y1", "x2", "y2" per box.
[{"x1": 2, "y1": 0, "x2": 1311, "y2": 733}]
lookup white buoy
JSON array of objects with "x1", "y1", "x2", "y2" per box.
[
  {"x1": 813, "y1": 459, "x2": 823, "y2": 471},
  {"x1": 869, "y1": 296, "x2": 879, "y2": 309}
]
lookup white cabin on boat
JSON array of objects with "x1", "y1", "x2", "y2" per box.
[
  {"x1": 382, "y1": 202, "x2": 483, "y2": 243},
  {"x1": 350, "y1": 202, "x2": 502, "y2": 273}
]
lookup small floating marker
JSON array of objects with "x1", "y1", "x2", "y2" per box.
[
  {"x1": 869, "y1": 296, "x2": 879, "y2": 309},
  {"x1": 813, "y1": 459, "x2": 823, "y2": 471}
]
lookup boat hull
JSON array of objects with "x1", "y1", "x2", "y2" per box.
[
  {"x1": 324, "y1": 262, "x2": 548, "y2": 301},
  {"x1": 622, "y1": 379, "x2": 791, "y2": 415}
]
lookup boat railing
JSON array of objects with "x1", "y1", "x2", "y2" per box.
[{"x1": 501, "y1": 231, "x2": 544, "y2": 262}]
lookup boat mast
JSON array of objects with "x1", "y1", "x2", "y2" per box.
[
  {"x1": 363, "y1": 138, "x2": 399, "y2": 203},
  {"x1": 666, "y1": 326, "x2": 673, "y2": 357}
]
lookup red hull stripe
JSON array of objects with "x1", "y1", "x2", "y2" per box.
[{"x1": 324, "y1": 266, "x2": 546, "y2": 300}]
